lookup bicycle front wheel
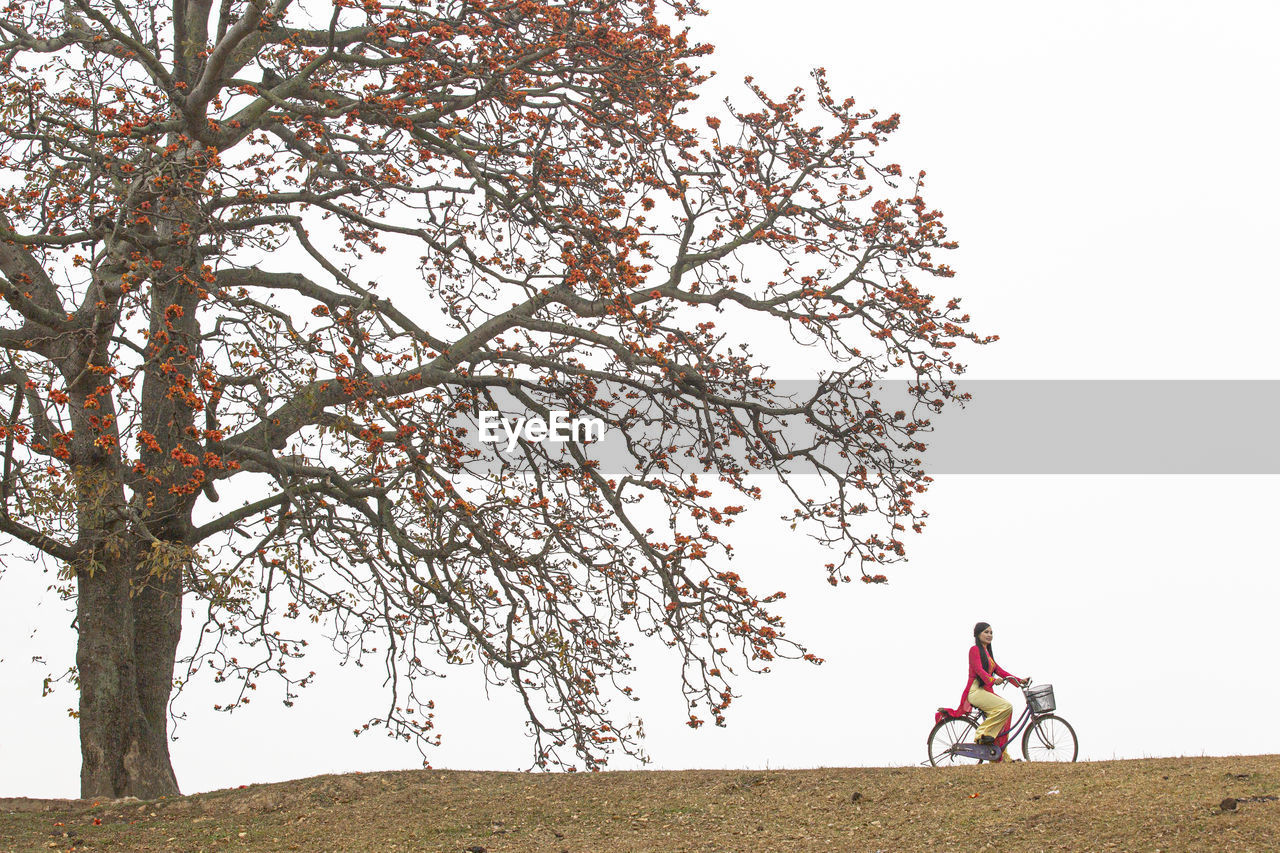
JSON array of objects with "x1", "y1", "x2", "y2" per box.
[
  {"x1": 1021, "y1": 714, "x2": 1078, "y2": 762},
  {"x1": 927, "y1": 716, "x2": 980, "y2": 766}
]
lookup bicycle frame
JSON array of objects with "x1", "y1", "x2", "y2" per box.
[{"x1": 945, "y1": 687, "x2": 1039, "y2": 762}]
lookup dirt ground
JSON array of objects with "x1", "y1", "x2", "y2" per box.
[{"x1": 3, "y1": 754, "x2": 1276, "y2": 852}]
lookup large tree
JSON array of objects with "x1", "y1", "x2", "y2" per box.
[{"x1": 0, "y1": 0, "x2": 990, "y2": 798}]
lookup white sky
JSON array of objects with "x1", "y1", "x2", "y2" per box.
[{"x1": 3, "y1": 0, "x2": 1279, "y2": 797}]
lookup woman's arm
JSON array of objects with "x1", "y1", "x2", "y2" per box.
[
  {"x1": 992, "y1": 662, "x2": 1025, "y2": 686},
  {"x1": 993, "y1": 662, "x2": 1020, "y2": 682}
]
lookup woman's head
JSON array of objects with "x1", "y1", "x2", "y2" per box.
[
  {"x1": 973, "y1": 622, "x2": 993, "y2": 646},
  {"x1": 973, "y1": 622, "x2": 994, "y2": 671}
]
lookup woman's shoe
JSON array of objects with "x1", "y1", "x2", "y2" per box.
[{"x1": 976, "y1": 735, "x2": 996, "y2": 745}]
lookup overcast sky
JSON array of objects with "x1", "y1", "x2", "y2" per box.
[{"x1": 2, "y1": 0, "x2": 1278, "y2": 798}]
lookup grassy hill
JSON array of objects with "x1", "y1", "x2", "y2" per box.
[{"x1": 3, "y1": 755, "x2": 1277, "y2": 852}]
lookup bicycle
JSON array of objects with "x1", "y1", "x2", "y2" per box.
[{"x1": 927, "y1": 679, "x2": 1078, "y2": 765}]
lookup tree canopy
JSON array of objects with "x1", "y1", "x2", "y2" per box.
[{"x1": 0, "y1": 0, "x2": 990, "y2": 797}]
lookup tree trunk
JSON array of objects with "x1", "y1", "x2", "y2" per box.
[
  {"x1": 76, "y1": 554, "x2": 183, "y2": 799},
  {"x1": 70, "y1": 161, "x2": 203, "y2": 799}
]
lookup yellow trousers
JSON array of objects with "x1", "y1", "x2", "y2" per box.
[{"x1": 968, "y1": 682, "x2": 1012, "y2": 742}]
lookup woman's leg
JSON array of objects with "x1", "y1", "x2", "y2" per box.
[{"x1": 967, "y1": 685, "x2": 1013, "y2": 741}]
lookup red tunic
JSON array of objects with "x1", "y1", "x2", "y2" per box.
[
  {"x1": 958, "y1": 644, "x2": 1020, "y2": 714},
  {"x1": 937, "y1": 645, "x2": 1022, "y2": 748}
]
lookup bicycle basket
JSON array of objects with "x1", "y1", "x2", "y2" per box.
[{"x1": 1025, "y1": 684, "x2": 1056, "y2": 714}]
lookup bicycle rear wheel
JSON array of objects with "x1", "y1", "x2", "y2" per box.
[
  {"x1": 927, "y1": 716, "x2": 980, "y2": 766},
  {"x1": 1021, "y1": 714, "x2": 1078, "y2": 762}
]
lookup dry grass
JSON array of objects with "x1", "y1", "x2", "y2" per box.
[{"x1": 2, "y1": 755, "x2": 1277, "y2": 852}]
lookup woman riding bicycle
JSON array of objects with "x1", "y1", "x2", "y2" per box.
[
  {"x1": 928, "y1": 624, "x2": 1078, "y2": 765},
  {"x1": 958, "y1": 622, "x2": 1027, "y2": 753}
]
